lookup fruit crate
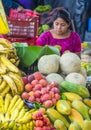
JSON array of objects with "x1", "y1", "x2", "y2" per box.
[
  {"x1": 7, "y1": 9, "x2": 41, "y2": 39},
  {"x1": 6, "y1": 37, "x2": 37, "y2": 46}
]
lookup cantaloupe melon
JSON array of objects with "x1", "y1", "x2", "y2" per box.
[
  {"x1": 60, "y1": 52, "x2": 81, "y2": 75},
  {"x1": 46, "y1": 73, "x2": 64, "y2": 84},
  {"x1": 65, "y1": 72, "x2": 86, "y2": 86},
  {"x1": 38, "y1": 54, "x2": 60, "y2": 75}
]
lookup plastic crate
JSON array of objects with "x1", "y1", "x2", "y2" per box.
[
  {"x1": 6, "y1": 37, "x2": 37, "y2": 46},
  {"x1": 7, "y1": 9, "x2": 41, "y2": 38}
]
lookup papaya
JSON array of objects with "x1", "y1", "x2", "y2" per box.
[
  {"x1": 56, "y1": 100, "x2": 72, "y2": 115},
  {"x1": 59, "y1": 81, "x2": 90, "y2": 98},
  {"x1": 62, "y1": 92, "x2": 82, "y2": 102},
  {"x1": 54, "y1": 119, "x2": 67, "y2": 130},
  {"x1": 83, "y1": 98, "x2": 91, "y2": 108},
  {"x1": 81, "y1": 120, "x2": 91, "y2": 130},
  {"x1": 72, "y1": 100, "x2": 90, "y2": 120},
  {"x1": 68, "y1": 122, "x2": 82, "y2": 130},
  {"x1": 68, "y1": 108, "x2": 84, "y2": 128},
  {"x1": 46, "y1": 108, "x2": 70, "y2": 128}
]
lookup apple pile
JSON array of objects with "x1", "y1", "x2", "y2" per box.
[
  {"x1": 22, "y1": 72, "x2": 61, "y2": 108},
  {"x1": 32, "y1": 108, "x2": 56, "y2": 130}
]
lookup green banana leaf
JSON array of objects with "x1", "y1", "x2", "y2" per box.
[
  {"x1": 13, "y1": 43, "x2": 60, "y2": 67},
  {"x1": 39, "y1": 45, "x2": 60, "y2": 58}
]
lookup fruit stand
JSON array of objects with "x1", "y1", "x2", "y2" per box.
[
  {"x1": 0, "y1": 38, "x2": 91, "y2": 130},
  {"x1": 0, "y1": 4, "x2": 91, "y2": 130}
]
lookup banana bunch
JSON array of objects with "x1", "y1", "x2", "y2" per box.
[
  {"x1": 0, "y1": 39, "x2": 25, "y2": 96},
  {"x1": 0, "y1": 94, "x2": 35, "y2": 130},
  {"x1": 0, "y1": 38, "x2": 20, "y2": 66},
  {"x1": 0, "y1": 71, "x2": 24, "y2": 96}
]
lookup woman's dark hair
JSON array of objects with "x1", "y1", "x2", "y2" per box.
[{"x1": 54, "y1": 9, "x2": 71, "y2": 24}]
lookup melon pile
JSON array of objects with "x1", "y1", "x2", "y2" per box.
[{"x1": 37, "y1": 52, "x2": 86, "y2": 86}]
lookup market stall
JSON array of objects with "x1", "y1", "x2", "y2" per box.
[
  {"x1": 0, "y1": 2, "x2": 91, "y2": 130},
  {"x1": 0, "y1": 38, "x2": 91, "y2": 130}
]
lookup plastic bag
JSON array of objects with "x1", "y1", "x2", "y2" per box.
[{"x1": 0, "y1": 0, "x2": 10, "y2": 34}]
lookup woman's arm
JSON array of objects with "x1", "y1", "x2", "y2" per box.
[{"x1": 36, "y1": 31, "x2": 50, "y2": 46}]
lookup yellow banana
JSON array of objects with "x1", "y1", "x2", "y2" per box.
[
  {"x1": 12, "y1": 123, "x2": 17, "y2": 130},
  {"x1": 0, "y1": 80, "x2": 7, "y2": 92},
  {"x1": 10, "y1": 98, "x2": 23, "y2": 113},
  {"x1": 0, "y1": 95, "x2": 4, "y2": 113},
  {"x1": 0, "y1": 49, "x2": 14, "y2": 54},
  {"x1": 0, "y1": 55, "x2": 20, "y2": 73},
  {"x1": 0, "y1": 113, "x2": 5, "y2": 121},
  {"x1": 16, "y1": 108, "x2": 26, "y2": 122},
  {"x1": 26, "y1": 122, "x2": 30, "y2": 129},
  {"x1": 0, "y1": 76, "x2": 3, "y2": 84},
  {"x1": 4, "y1": 112, "x2": 10, "y2": 121},
  {"x1": 9, "y1": 58, "x2": 16, "y2": 64},
  {"x1": 0, "y1": 44, "x2": 6, "y2": 49},
  {"x1": 15, "y1": 59, "x2": 20, "y2": 66},
  {"x1": 4, "y1": 93, "x2": 12, "y2": 112},
  {"x1": 2, "y1": 74, "x2": 18, "y2": 95},
  {"x1": 0, "y1": 62, "x2": 8, "y2": 73},
  {"x1": 8, "y1": 72, "x2": 24, "y2": 93},
  {"x1": 14, "y1": 72, "x2": 24, "y2": 85},
  {"x1": 29, "y1": 121, "x2": 33, "y2": 130},
  {"x1": 18, "y1": 111, "x2": 32, "y2": 123},
  {"x1": 9, "y1": 51, "x2": 17, "y2": 59},
  {"x1": 7, "y1": 95, "x2": 20, "y2": 113},
  {"x1": 0, "y1": 121, "x2": 8, "y2": 129},
  {"x1": 0, "y1": 38, "x2": 13, "y2": 49},
  {"x1": 0, "y1": 85, "x2": 10, "y2": 97},
  {"x1": 8, "y1": 121, "x2": 16, "y2": 128},
  {"x1": 0, "y1": 63, "x2": 6, "y2": 74},
  {"x1": 22, "y1": 124, "x2": 27, "y2": 130},
  {"x1": 10, "y1": 109, "x2": 19, "y2": 121},
  {"x1": 17, "y1": 124, "x2": 23, "y2": 130}
]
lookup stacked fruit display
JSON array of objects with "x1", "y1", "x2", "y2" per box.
[
  {"x1": 22, "y1": 72, "x2": 61, "y2": 108},
  {"x1": 0, "y1": 38, "x2": 24, "y2": 97},
  {"x1": 0, "y1": 94, "x2": 35, "y2": 129},
  {"x1": 32, "y1": 108, "x2": 56, "y2": 130},
  {"x1": 0, "y1": 38, "x2": 91, "y2": 130}
]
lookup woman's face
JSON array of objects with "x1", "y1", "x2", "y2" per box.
[{"x1": 53, "y1": 18, "x2": 70, "y2": 35}]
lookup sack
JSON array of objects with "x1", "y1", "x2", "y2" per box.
[{"x1": 0, "y1": 0, "x2": 10, "y2": 34}]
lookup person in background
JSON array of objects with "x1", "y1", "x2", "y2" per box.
[
  {"x1": 2, "y1": 0, "x2": 24, "y2": 16},
  {"x1": 17, "y1": 0, "x2": 44, "y2": 10},
  {"x1": 36, "y1": 9, "x2": 81, "y2": 57}
]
